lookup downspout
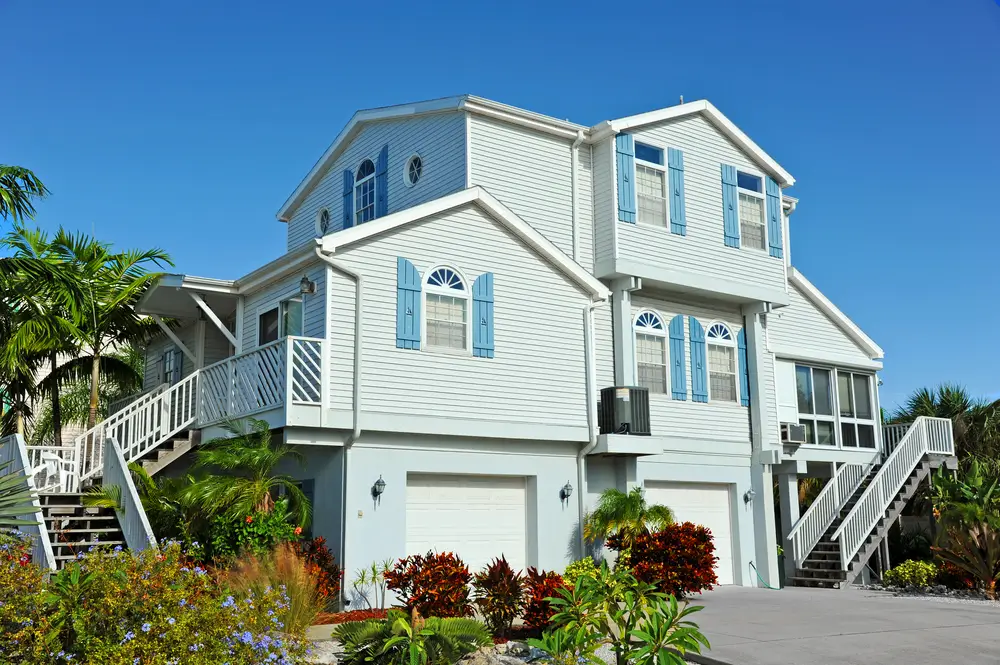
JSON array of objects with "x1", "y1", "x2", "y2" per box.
[
  {"x1": 571, "y1": 130, "x2": 585, "y2": 262},
  {"x1": 314, "y1": 246, "x2": 363, "y2": 603},
  {"x1": 577, "y1": 299, "x2": 601, "y2": 557}
]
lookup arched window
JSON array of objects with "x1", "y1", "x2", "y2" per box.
[
  {"x1": 706, "y1": 323, "x2": 737, "y2": 402},
  {"x1": 634, "y1": 310, "x2": 667, "y2": 394},
  {"x1": 355, "y1": 159, "x2": 376, "y2": 225},
  {"x1": 424, "y1": 266, "x2": 469, "y2": 352}
]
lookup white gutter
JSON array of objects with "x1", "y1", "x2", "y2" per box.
[
  {"x1": 577, "y1": 300, "x2": 602, "y2": 557},
  {"x1": 571, "y1": 130, "x2": 585, "y2": 262}
]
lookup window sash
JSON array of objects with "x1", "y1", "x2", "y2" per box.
[
  {"x1": 281, "y1": 298, "x2": 304, "y2": 338},
  {"x1": 796, "y1": 364, "x2": 878, "y2": 448},
  {"x1": 635, "y1": 333, "x2": 667, "y2": 394},
  {"x1": 738, "y1": 192, "x2": 766, "y2": 250},
  {"x1": 635, "y1": 164, "x2": 667, "y2": 228},
  {"x1": 355, "y1": 176, "x2": 375, "y2": 225},
  {"x1": 426, "y1": 293, "x2": 468, "y2": 351},
  {"x1": 258, "y1": 308, "x2": 280, "y2": 345},
  {"x1": 708, "y1": 344, "x2": 737, "y2": 402}
]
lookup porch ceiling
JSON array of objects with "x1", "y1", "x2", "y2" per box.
[{"x1": 138, "y1": 274, "x2": 238, "y2": 320}]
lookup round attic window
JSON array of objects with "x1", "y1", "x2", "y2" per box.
[
  {"x1": 316, "y1": 208, "x2": 331, "y2": 235},
  {"x1": 404, "y1": 154, "x2": 423, "y2": 187}
]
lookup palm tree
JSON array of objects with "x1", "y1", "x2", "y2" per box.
[
  {"x1": 891, "y1": 384, "x2": 1000, "y2": 461},
  {"x1": 0, "y1": 460, "x2": 40, "y2": 528},
  {"x1": 185, "y1": 419, "x2": 310, "y2": 526},
  {"x1": 0, "y1": 165, "x2": 47, "y2": 224},
  {"x1": 583, "y1": 486, "x2": 674, "y2": 548}
]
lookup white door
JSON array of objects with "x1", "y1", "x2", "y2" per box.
[
  {"x1": 643, "y1": 481, "x2": 735, "y2": 585},
  {"x1": 406, "y1": 474, "x2": 527, "y2": 575}
]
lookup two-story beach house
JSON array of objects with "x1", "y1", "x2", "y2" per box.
[{"x1": 7, "y1": 95, "x2": 955, "y2": 588}]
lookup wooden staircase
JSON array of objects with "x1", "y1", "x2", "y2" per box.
[
  {"x1": 40, "y1": 492, "x2": 125, "y2": 569},
  {"x1": 138, "y1": 430, "x2": 198, "y2": 477}
]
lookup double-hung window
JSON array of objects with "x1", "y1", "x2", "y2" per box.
[
  {"x1": 795, "y1": 365, "x2": 837, "y2": 445},
  {"x1": 634, "y1": 143, "x2": 667, "y2": 228},
  {"x1": 707, "y1": 323, "x2": 738, "y2": 402},
  {"x1": 355, "y1": 159, "x2": 376, "y2": 225},
  {"x1": 424, "y1": 267, "x2": 469, "y2": 352},
  {"x1": 736, "y1": 171, "x2": 766, "y2": 251},
  {"x1": 634, "y1": 311, "x2": 667, "y2": 394},
  {"x1": 838, "y1": 371, "x2": 877, "y2": 448},
  {"x1": 258, "y1": 296, "x2": 303, "y2": 346}
]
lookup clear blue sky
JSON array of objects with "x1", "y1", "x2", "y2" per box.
[{"x1": 4, "y1": 0, "x2": 998, "y2": 408}]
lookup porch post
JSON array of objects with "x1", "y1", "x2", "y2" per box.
[
  {"x1": 610, "y1": 277, "x2": 640, "y2": 386},
  {"x1": 777, "y1": 472, "x2": 800, "y2": 579}
]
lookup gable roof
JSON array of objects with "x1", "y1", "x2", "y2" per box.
[
  {"x1": 321, "y1": 187, "x2": 610, "y2": 300},
  {"x1": 788, "y1": 267, "x2": 883, "y2": 359},
  {"x1": 590, "y1": 100, "x2": 794, "y2": 187}
]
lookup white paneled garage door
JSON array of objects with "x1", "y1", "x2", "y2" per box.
[
  {"x1": 406, "y1": 474, "x2": 527, "y2": 574},
  {"x1": 643, "y1": 481, "x2": 735, "y2": 585}
]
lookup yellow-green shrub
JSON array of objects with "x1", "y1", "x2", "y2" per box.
[
  {"x1": 883, "y1": 559, "x2": 937, "y2": 587},
  {"x1": 563, "y1": 557, "x2": 598, "y2": 586}
]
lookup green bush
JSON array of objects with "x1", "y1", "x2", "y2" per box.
[
  {"x1": 333, "y1": 608, "x2": 491, "y2": 665},
  {"x1": 0, "y1": 539, "x2": 308, "y2": 664},
  {"x1": 209, "y1": 498, "x2": 302, "y2": 560},
  {"x1": 563, "y1": 557, "x2": 598, "y2": 586},
  {"x1": 883, "y1": 559, "x2": 938, "y2": 588}
]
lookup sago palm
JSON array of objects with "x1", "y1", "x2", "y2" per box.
[
  {"x1": 185, "y1": 419, "x2": 310, "y2": 526},
  {"x1": 583, "y1": 487, "x2": 674, "y2": 547}
]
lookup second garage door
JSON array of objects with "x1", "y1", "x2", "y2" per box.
[
  {"x1": 643, "y1": 481, "x2": 735, "y2": 585},
  {"x1": 406, "y1": 474, "x2": 527, "y2": 574}
]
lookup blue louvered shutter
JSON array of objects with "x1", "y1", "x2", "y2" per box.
[
  {"x1": 721, "y1": 164, "x2": 740, "y2": 248},
  {"x1": 472, "y1": 273, "x2": 495, "y2": 358},
  {"x1": 689, "y1": 316, "x2": 708, "y2": 403},
  {"x1": 765, "y1": 176, "x2": 783, "y2": 258},
  {"x1": 375, "y1": 144, "x2": 389, "y2": 218},
  {"x1": 737, "y1": 328, "x2": 750, "y2": 407},
  {"x1": 342, "y1": 169, "x2": 354, "y2": 229},
  {"x1": 616, "y1": 134, "x2": 636, "y2": 223},
  {"x1": 668, "y1": 315, "x2": 687, "y2": 400},
  {"x1": 667, "y1": 148, "x2": 686, "y2": 235},
  {"x1": 396, "y1": 257, "x2": 421, "y2": 349}
]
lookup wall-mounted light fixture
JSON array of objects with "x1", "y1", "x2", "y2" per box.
[
  {"x1": 372, "y1": 476, "x2": 386, "y2": 504},
  {"x1": 300, "y1": 275, "x2": 317, "y2": 295},
  {"x1": 743, "y1": 488, "x2": 756, "y2": 504},
  {"x1": 560, "y1": 481, "x2": 573, "y2": 501}
]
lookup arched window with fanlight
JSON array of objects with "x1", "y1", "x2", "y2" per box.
[
  {"x1": 706, "y1": 322, "x2": 738, "y2": 402},
  {"x1": 424, "y1": 266, "x2": 469, "y2": 352},
  {"x1": 355, "y1": 159, "x2": 376, "y2": 225},
  {"x1": 634, "y1": 310, "x2": 667, "y2": 394}
]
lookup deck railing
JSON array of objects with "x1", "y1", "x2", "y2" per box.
[
  {"x1": 787, "y1": 461, "x2": 872, "y2": 568},
  {"x1": 832, "y1": 416, "x2": 954, "y2": 569},
  {"x1": 881, "y1": 423, "x2": 910, "y2": 456},
  {"x1": 0, "y1": 434, "x2": 56, "y2": 570}
]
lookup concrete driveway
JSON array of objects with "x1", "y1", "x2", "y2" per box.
[{"x1": 687, "y1": 586, "x2": 1000, "y2": 665}]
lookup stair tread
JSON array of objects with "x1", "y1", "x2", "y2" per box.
[
  {"x1": 49, "y1": 528, "x2": 122, "y2": 534},
  {"x1": 53, "y1": 540, "x2": 125, "y2": 547}
]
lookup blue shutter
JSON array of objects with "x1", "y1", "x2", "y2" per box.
[
  {"x1": 721, "y1": 164, "x2": 740, "y2": 248},
  {"x1": 689, "y1": 316, "x2": 708, "y2": 403},
  {"x1": 342, "y1": 169, "x2": 354, "y2": 229},
  {"x1": 472, "y1": 273, "x2": 495, "y2": 358},
  {"x1": 375, "y1": 144, "x2": 389, "y2": 218},
  {"x1": 396, "y1": 257, "x2": 421, "y2": 350},
  {"x1": 616, "y1": 134, "x2": 636, "y2": 223},
  {"x1": 668, "y1": 315, "x2": 687, "y2": 400},
  {"x1": 667, "y1": 148, "x2": 686, "y2": 235},
  {"x1": 737, "y1": 328, "x2": 750, "y2": 407},
  {"x1": 765, "y1": 176, "x2": 783, "y2": 258}
]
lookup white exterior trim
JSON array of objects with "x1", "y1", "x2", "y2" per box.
[
  {"x1": 421, "y1": 264, "x2": 473, "y2": 356},
  {"x1": 787, "y1": 268, "x2": 884, "y2": 359},
  {"x1": 321, "y1": 187, "x2": 610, "y2": 300}
]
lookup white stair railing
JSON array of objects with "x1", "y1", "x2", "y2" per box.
[
  {"x1": 787, "y1": 461, "x2": 872, "y2": 567},
  {"x1": 0, "y1": 434, "x2": 56, "y2": 570},
  {"x1": 831, "y1": 416, "x2": 954, "y2": 569},
  {"x1": 103, "y1": 437, "x2": 157, "y2": 552}
]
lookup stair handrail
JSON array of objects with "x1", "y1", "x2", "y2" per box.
[
  {"x1": 0, "y1": 434, "x2": 56, "y2": 571},
  {"x1": 102, "y1": 437, "x2": 157, "y2": 552},
  {"x1": 831, "y1": 416, "x2": 954, "y2": 569},
  {"x1": 787, "y1": 461, "x2": 872, "y2": 568}
]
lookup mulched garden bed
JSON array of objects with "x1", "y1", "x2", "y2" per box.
[{"x1": 314, "y1": 608, "x2": 389, "y2": 625}]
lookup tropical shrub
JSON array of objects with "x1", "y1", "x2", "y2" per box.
[
  {"x1": 936, "y1": 560, "x2": 976, "y2": 590},
  {"x1": 0, "y1": 531, "x2": 46, "y2": 657},
  {"x1": 523, "y1": 567, "x2": 569, "y2": 631},
  {"x1": 294, "y1": 536, "x2": 342, "y2": 609},
  {"x1": 0, "y1": 541, "x2": 308, "y2": 664},
  {"x1": 385, "y1": 551, "x2": 472, "y2": 618},
  {"x1": 608, "y1": 522, "x2": 717, "y2": 597},
  {"x1": 563, "y1": 557, "x2": 598, "y2": 586},
  {"x1": 883, "y1": 559, "x2": 938, "y2": 588},
  {"x1": 333, "y1": 608, "x2": 491, "y2": 665},
  {"x1": 353, "y1": 559, "x2": 393, "y2": 609},
  {"x1": 216, "y1": 542, "x2": 325, "y2": 633},
  {"x1": 583, "y1": 487, "x2": 673, "y2": 550},
  {"x1": 472, "y1": 555, "x2": 526, "y2": 637},
  {"x1": 209, "y1": 498, "x2": 302, "y2": 560}
]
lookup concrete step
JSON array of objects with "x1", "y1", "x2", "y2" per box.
[
  {"x1": 788, "y1": 576, "x2": 843, "y2": 589},
  {"x1": 796, "y1": 567, "x2": 847, "y2": 579}
]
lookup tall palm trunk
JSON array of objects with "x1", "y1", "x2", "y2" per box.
[
  {"x1": 50, "y1": 351, "x2": 62, "y2": 446},
  {"x1": 88, "y1": 350, "x2": 101, "y2": 431}
]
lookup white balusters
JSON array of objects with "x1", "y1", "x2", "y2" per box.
[{"x1": 787, "y1": 462, "x2": 870, "y2": 567}]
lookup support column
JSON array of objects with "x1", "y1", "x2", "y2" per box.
[
  {"x1": 611, "y1": 277, "x2": 641, "y2": 386},
  {"x1": 614, "y1": 457, "x2": 639, "y2": 493},
  {"x1": 777, "y1": 472, "x2": 800, "y2": 580}
]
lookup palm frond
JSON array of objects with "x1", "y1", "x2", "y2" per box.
[{"x1": 0, "y1": 165, "x2": 48, "y2": 223}]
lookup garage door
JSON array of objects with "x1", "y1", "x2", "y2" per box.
[
  {"x1": 406, "y1": 474, "x2": 527, "y2": 574},
  {"x1": 643, "y1": 482, "x2": 735, "y2": 585}
]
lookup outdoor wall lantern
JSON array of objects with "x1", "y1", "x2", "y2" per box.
[
  {"x1": 299, "y1": 275, "x2": 317, "y2": 295},
  {"x1": 560, "y1": 482, "x2": 573, "y2": 501},
  {"x1": 372, "y1": 475, "x2": 386, "y2": 504},
  {"x1": 743, "y1": 488, "x2": 756, "y2": 504}
]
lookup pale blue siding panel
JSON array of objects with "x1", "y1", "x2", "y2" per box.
[
  {"x1": 667, "y1": 147, "x2": 686, "y2": 236},
  {"x1": 737, "y1": 327, "x2": 750, "y2": 407},
  {"x1": 287, "y1": 112, "x2": 467, "y2": 251},
  {"x1": 615, "y1": 134, "x2": 636, "y2": 223},
  {"x1": 765, "y1": 176, "x2": 783, "y2": 258},
  {"x1": 721, "y1": 164, "x2": 740, "y2": 248},
  {"x1": 668, "y1": 315, "x2": 687, "y2": 400},
  {"x1": 689, "y1": 316, "x2": 708, "y2": 403}
]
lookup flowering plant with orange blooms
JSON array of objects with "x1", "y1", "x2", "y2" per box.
[{"x1": 209, "y1": 498, "x2": 302, "y2": 561}]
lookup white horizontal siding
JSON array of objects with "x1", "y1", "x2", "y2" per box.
[
  {"x1": 631, "y1": 294, "x2": 750, "y2": 444},
  {"x1": 593, "y1": 299, "x2": 615, "y2": 390},
  {"x1": 576, "y1": 141, "x2": 594, "y2": 272},
  {"x1": 327, "y1": 203, "x2": 593, "y2": 431},
  {"x1": 468, "y1": 116, "x2": 576, "y2": 259},
  {"x1": 203, "y1": 325, "x2": 232, "y2": 367},
  {"x1": 592, "y1": 138, "x2": 615, "y2": 271},
  {"x1": 286, "y1": 112, "x2": 467, "y2": 252},
  {"x1": 241, "y1": 263, "x2": 326, "y2": 352},
  {"x1": 618, "y1": 115, "x2": 785, "y2": 293},
  {"x1": 759, "y1": 318, "x2": 779, "y2": 448},
  {"x1": 767, "y1": 281, "x2": 873, "y2": 367}
]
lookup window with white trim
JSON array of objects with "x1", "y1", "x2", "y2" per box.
[
  {"x1": 258, "y1": 296, "x2": 303, "y2": 346},
  {"x1": 838, "y1": 371, "x2": 877, "y2": 448},
  {"x1": 634, "y1": 311, "x2": 667, "y2": 394},
  {"x1": 707, "y1": 323, "x2": 738, "y2": 402},
  {"x1": 424, "y1": 267, "x2": 468, "y2": 352},
  {"x1": 795, "y1": 365, "x2": 836, "y2": 445},
  {"x1": 737, "y1": 171, "x2": 766, "y2": 251},
  {"x1": 316, "y1": 208, "x2": 331, "y2": 236},
  {"x1": 634, "y1": 143, "x2": 667, "y2": 228},
  {"x1": 355, "y1": 159, "x2": 376, "y2": 225},
  {"x1": 161, "y1": 347, "x2": 181, "y2": 385}
]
